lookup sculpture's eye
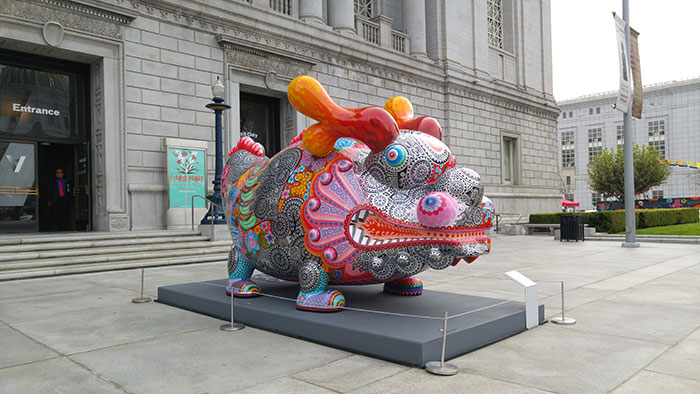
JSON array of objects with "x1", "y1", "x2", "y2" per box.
[{"x1": 385, "y1": 145, "x2": 407, "y2": 168}]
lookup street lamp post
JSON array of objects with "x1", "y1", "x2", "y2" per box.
[{"x1": 201, "y1": 77, "x2": 230, "y2": 225}]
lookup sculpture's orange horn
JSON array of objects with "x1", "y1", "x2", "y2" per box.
[
  {"x1": 384, "y1": 96, "x2": 443, "y2": 140},
  {"x1": 288, "y1": 75, "x2": 400, "y2": 157}
]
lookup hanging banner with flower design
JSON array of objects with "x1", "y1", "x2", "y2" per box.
[{"x1": 168, "y1": 147, "x2": 206, "y2": 208}]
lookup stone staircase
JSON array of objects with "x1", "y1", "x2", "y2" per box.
[{"x1": 0, "y1": 230, "x2": 232, "y2": 281}]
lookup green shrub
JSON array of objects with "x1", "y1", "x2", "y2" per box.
[
  {"x1": 529, "y1": 208, "x2": 699, "y2": 233},
  {"x1": 529, "y1": 212, "x2": 587, "y2": 225}
]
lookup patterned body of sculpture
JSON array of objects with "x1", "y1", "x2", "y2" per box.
[{"x1": 222, "y1": 75, "x2": 494, "y2": 312}]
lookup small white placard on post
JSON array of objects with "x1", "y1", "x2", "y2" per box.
[{"x1": 505, "y1": 270, "x2": 539, "y2": 329}]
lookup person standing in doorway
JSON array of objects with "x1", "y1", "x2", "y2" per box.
[{"x1": 48, "y1": 168, "x2": 71, "y2": 231}]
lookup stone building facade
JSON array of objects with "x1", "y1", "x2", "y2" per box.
[
  {"x1": 557, "y1": 78, "x2": 700, "y2": 211},
  {"x1": 0, "y1": 0, "x2": 559, "y2": 232}
]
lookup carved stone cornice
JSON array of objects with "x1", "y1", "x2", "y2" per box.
[
  {"x1": 35, "y1": 0, "x2": 137, "y2": 24},
  {"x1": 217, "y1": 33, "x2": 317, "y2": 69},
  {"x1": 226, "y1": 50, "x2": 312, "y2": 80},
  {"x1": 0, "y1": 0, "x2": 131, "y2": 39},
  {"x1": 445, "y1": 83, "x2": 559, "y2": 121}
]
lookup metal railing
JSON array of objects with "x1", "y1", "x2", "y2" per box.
[
  {"x1": 494, "y1": 212, "x2": 524, "y2": 234},
  {"x1": 0, "y1": 186, "x2": 38, "y2": 196},
  {"x1": 391, "y1": 30, "x2": 408, "y2": 53},
  {"x1": 190, "y1": 194, "x2": 230, "y2": 231}
]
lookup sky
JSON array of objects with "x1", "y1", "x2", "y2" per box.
[{"x1": 551, "y1": 0, "x2": 700, "y2": 101}]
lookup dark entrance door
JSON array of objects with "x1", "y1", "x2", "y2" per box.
[
  {"x1": 37, "y1": 142, "x2": 91, "y2": 231},
  {"x1": 0, "y1": 50, "x2": 90, "y2": 232},
  {"x1": 239, "y1": 93, "x2": 280, "y2": 157}
]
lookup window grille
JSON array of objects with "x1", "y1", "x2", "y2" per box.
[
  {"x1": 561, "y1": 130, "x2": 575, "y2": 168},
  {"x1": 487, "y1": 0, "x2": 503, "y2": 48},
  {"x1": 616, "y1": 125, "x2": 624, "y2": 150},
  {"x1": 354, "y1": 0, "x2": 373, "y2": 18},
  {"x1": 587, "y1": 127, "x2": 603, "y2": 162},
  {"x1": 503, "y1": 137, "x2": 513, "y2": 183},
  {"x1": 648, "y1": 120, "x2": 666, "y2": 158},
  {"x1": 592, "y1": 193, "x2": 602, "y2": 207},
  {"x1": 652, "y1": 190, "x2": 664, "y2": 199}
]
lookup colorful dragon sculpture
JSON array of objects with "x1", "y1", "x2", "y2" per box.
[{"x1": 221, "y1": 75, "x2": 494, "y2": 312}]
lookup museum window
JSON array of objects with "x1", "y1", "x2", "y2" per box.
[
  {"x1": 561, "y1": 130, "x2": 575, "y2": 168},
  {"x1": 565, "y1": 193, "x2": 574, "y2": 201},
  {"x1": 589, "y1": 108, "x2": 593, "y2": 115},
  {"x1": 568, "y1": 111, "x2": 573, "y2": 118},
  {"x1": 566, "y1": 176, "x2": 571, "y2": 185},
  {"x1": 587, "y1": 127, "x2": 603, "y2": 162},
  {"x1": 616, "y1": 125, "x2": 624, "y2": 150},
  {"x1": 562, "y1": 112, "x2": 567, "y2": 119},
  {"x1": 596, "y1": 107, "x2": 601, "y2": 114},
  {"x1": 652, "y1": 190, "x2": 664, "y2": 199},
  {"x1": 648, "y1": 120, "x2": 666, "y2": 159},
  {"x1": 502, "y1": 135, "x2": 518, "y2": 184},
  {"x1": 487, "y1": 0, "x2": 503, "y2": 49},
  {"x1": 354, "y1": 0, "x2": 374, "y2": 18},
  {"x1": 591, "y1": 193, "x2": 602, "y2": 208}
]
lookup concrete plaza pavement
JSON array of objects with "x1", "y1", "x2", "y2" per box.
[{"x1": 1, "y1": 235, "x2": 700, "y2": 393}]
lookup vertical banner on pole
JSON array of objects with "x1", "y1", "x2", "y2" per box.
[
  {"x1": 613, "y1": 14, "x2": 631, "y2": 113},
  {"x1": 630, "y1": 28, "x2": 643, "y2": 119}
]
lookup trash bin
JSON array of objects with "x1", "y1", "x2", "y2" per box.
[{"x1": 560, "y1": 214, "x2": 584, "y2": 242}]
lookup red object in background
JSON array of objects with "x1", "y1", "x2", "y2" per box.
[{"x1": 562, "y1": 198, "x2": 579, "y2": 208}]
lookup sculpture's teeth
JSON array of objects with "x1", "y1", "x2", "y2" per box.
[{"x1": 352, "y1": 227, "x2": 364, "y2": 243}]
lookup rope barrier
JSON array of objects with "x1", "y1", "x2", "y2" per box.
[{"x1": 195, "y1": 279, "x2": 563, "y2": 321}]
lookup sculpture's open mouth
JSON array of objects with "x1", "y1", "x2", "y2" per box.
[{"x1": 345, "y1": 205, "x2": 489, "y2": 252}]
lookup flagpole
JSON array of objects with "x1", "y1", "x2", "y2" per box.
[{"x1": 621, "y1": 0, "x2": 639, "y2": 248}]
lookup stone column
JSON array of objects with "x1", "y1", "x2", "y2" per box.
[
  {"x1": 327, "y1": 0, "x2": 355, "y2": 34},
  {"x1": 299, "y1": 0, "x2": 324, "y2": 24},
  {"x1": 403, "y1": 0, "x2": 428, "y2": 57}
]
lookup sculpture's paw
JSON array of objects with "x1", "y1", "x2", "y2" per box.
[
  {"x1": 296, "y1": 290, "x2": 345, "y2": 312},
  {"x1": 383, "y1": 277, "x2": 423, "y2": 296},
  {"x1": 226, "y1": 278, "x2": 261, "y2": 297}
]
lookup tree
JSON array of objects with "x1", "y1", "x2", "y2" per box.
[{"x1": 587, "y1": 144, "x2": 671, "y2": 201}]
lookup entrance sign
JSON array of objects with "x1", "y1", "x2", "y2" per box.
[
  {"x1": 630, "y1": 28, "x2": 643, "y2": 119},
  {"x1": 613, "y1": 14, "x2": 631, "y2": 113},
  {"x1": 167, "y1": 147, "x2": 206, "y2": 208},
  {"x1": 0, "y1": 64, "x2": 75, "y2": 139}
]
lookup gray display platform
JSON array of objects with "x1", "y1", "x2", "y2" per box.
[{"x1": 158, "y1": 275, "x2": 545, "y2": 366}]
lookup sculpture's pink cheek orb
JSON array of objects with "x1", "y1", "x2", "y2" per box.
[{"x1": 416, "y1": 192, "x2": 458, "y2": 228}]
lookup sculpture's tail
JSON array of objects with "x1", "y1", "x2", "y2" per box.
[
  {"x1": 221, "y1": 137, "x2": 269, "y2": 234},
  {"x1": 222, "y1": 137, "x2": 268, "y2": 199},
  {"x1": 228, "y1": 136, "x2": 265, "y2": 158}
]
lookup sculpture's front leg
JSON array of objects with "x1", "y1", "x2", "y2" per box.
[
  {"x1": 226, "y1": 247, "x2": 261, "y2": 297},
  {"x1": 295, "y1": 260, "x2": 345, "y2": 312}
]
